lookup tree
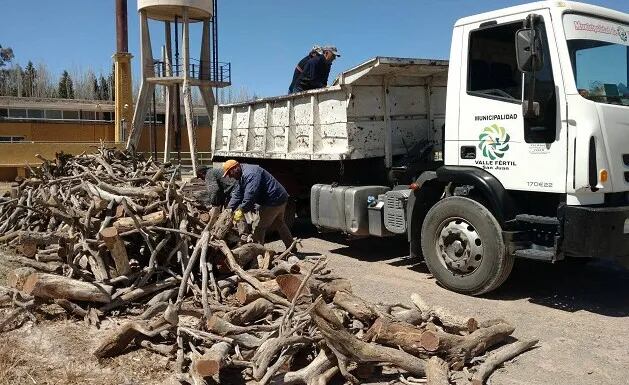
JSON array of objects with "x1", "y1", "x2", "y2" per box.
[
  {"x1": 109, "y1": 64, "x2": 115, "y2": 101},
  {"x1": 23, "y1": 61, "x2": 37, "y2": 97},
  {"x1": 0, "y1": 44, "x2": 14, "y2": 67},
  {"x1": 99, "y1": 75, "x2": 109, "y2": 100},
  {"x1": 58, "y1": 70, "x2": 74, "y2": 99}
]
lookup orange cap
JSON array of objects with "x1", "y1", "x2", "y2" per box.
[{"x1": 222, "y1": 159, "x2": 239, "y2": 177}]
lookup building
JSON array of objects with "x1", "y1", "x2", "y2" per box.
[{"x1": 0, "y1": 96, "x2": 211, "y2": 181}]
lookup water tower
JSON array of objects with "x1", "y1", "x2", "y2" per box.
[{"x1": 126, "y1": 0, "x2": 230, "y2": 174}]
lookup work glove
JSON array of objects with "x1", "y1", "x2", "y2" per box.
[{"x1": 233, "y1": 208, "x2": 244, "y2": 222}]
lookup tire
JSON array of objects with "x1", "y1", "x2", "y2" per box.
[{"x1": 420, "y1": 196, "x2": 513, "y2": 295}]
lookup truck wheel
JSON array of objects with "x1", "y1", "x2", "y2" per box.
[{"x1": 421, "y1": 196, "x2": 513, "y2": 295}]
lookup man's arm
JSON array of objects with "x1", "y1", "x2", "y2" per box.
[{"x1": 227, "y1": 182, "x2": 243, "y2": 210}]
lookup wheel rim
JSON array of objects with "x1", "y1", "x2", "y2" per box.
[{"x1": 434, "y1": 217, "x2": 484, "y2": 275}]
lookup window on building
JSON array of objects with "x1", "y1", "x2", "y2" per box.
[
  {"x1": 46, "y1": 110, "x2": 62, "y2": 119},
  {"x1": 0, "y1": 108, "x2": 7, "y2": 118},
  {"x1": 0, "y1": 136, "x2": 25, "y2": 143},
  {"x1": 81, "y1": 110, "x2": 96, "y2": 120},
  {"x1": 102, "y1": 112, "x2": 112, "y2": 121},
  {"x1": 27, "y1": 109, "x2": 43, "y2": 119},
  {"x1": 467, "y1": 21, "x2": 523, "y2": 101},
  {"x1": 8, "y1": 109, "x2": 27, "y2": 118},
  {"x1": 62, "y1": 110, "x2": 79, "y2": 120}
]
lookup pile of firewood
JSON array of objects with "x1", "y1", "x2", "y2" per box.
[{"x1": 0, "y1": 147, "x2": 537, "y2": 385}]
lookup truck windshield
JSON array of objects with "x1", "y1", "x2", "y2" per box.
[{"x1": 563, "y1": 14, "x2": 629, "y2": 106}]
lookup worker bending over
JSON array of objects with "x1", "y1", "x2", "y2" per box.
[
  {"x1": 293, "y1": 46, "x2": 340, "y2": 93},
  {"x1": 196, "y1": 165, "x2": 236, "y2": 207},
  {"x1": 288, "y1": 45, "x2": 322, "y2": 94},
  {"x1": 223, "y1": 160, "x2": 294, "y2": 249}
]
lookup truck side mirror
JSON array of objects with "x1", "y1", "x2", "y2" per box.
[{"x1": 515, "y1": 28, "x2": 543, "y2": 73}]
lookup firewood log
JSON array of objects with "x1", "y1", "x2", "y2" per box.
[
  {"x1": 235, "y1": 280, "x2": 281, "y2": 305},
  {"x1": 7, "y1": 267, "x2": 36, "y2": 291},
  {"x1": 216, "y1": 243, "x2": 268, "y2": 273},
  {"x1": 426, "y1": 356, "x2": 450, "y2": 385},
  {"x1": 363, "y1": 317, "x2": 430, "y2": 357},
  {"x1": 282, "y1": 346, "x2": 339, "y2": 385},
  {"x1": 223, "y1": 298, "x2": 274, "y2": 326},
  {"x1": 332, "y1": 291, "x2": 379, "y2": 324},
  {"x1": 99, "y1": 226, "x2": 130, "y2": 275},
  {"x1": 470, "y1": 339, "x2": 538, "y2": 385},
  {"x1": 411, "y1": 293, "x2": 478, "y2": 334},
  {"x1": 191, "y1": 342, "x2": 231, "y2": 380},
  {"x1": 113, "y1": 210, "x2": 166, "y2": 233},
  {"x1": 23, "y1": 272, "x2": 113, "y2": 303},
  {"x1": 93, "y1": 317, "x2": 172, "y2": 358},
  {"x1": 311, "y1": 298, "x2": 426, "y2": 378},
  {"x1": 420, "y1": 322, "x2": 515, "y2": 369}
]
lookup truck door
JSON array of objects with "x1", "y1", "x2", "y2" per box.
[{"x1": 456, "y1": 10, "x2": 567, "y2": 193}]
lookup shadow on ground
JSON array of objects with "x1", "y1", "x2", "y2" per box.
[{"x1": 487, "y1": 259, "x2": 629, "y2": 317}]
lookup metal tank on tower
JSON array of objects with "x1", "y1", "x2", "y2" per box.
[{"x1": 127, "y1": 0, "x2": 230, "y2": 174}]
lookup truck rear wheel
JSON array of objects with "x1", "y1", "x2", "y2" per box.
[{"x1": 420, "y1": 196, "x2": 512, "y2": 295}]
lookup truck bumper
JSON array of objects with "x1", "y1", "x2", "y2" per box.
[{"x1": 562, "y1": 205, "x2": 629, "y2": 258}]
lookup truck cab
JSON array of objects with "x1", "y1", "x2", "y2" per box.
[{"x1": 413, "y1": 1, "x2": 629, "y2": 294}]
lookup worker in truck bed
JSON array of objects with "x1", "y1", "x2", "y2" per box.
[
  {"x1": 292, "y1": 46, "x2": 340, "y2": 93},
  {"x1": 223, "y1": 160, "x2": 294, "y2": 250},
  {"x1": 288, "y1": 45, "x2": 322, "y2": 94}
]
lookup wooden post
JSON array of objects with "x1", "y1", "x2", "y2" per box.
[{"x1": 100, "y1": 226, "x2": 130, "y2": 275}]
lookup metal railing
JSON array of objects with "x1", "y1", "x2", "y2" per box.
[{"x1": 153, "y1": 60, "x2": 231, "y2": 84}]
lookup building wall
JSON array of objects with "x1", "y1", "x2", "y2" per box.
[{"x1": 0, "y1": 120, "x2": 211, "y2": 152}]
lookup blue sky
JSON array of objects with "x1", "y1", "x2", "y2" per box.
[{"x1": 1, "y1": 0, "x2": 628, "y2": 97}]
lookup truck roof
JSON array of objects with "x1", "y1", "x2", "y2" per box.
[{"x1": 455, "y1": 1, "x2": 629, "y2": 27}]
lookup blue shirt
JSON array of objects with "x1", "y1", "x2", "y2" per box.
[
  {"x1": 294, "y1": 55, "x2": 331, "y2": 92},
  {"x1": 228, "y1": 164, "x2": 289, "y2": 212}
]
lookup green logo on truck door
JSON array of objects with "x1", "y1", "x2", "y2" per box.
[{"x1": 478, "y1": 124, "x2": 510, "y2": 160}]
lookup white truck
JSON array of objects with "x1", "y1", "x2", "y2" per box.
[{"x1": 212, "y1": 1, "x2": 629, "y2": 295}]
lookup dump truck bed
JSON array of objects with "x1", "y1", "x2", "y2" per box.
[{"x1": 211, "y1": 57, "x2": 448, "y2": 162}]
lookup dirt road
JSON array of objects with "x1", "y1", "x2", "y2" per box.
[{"x1": 269, "y1": 227, "x2": 629, "y2": 385}]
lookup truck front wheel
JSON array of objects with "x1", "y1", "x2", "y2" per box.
[{"x1": 420, "y1": 196, "x2": 513, "y2": 295}]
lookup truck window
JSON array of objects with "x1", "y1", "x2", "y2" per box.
[
  {"x1": 467, "y1": 21, "x2": 523, "y2": 101},
  {"x1": 523, "y1": 20, "x2": 557, "y2": 144}
]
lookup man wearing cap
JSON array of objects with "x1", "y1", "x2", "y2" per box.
[
  {"x1": 288, "y1": 45, "x2": 322, "y2": 94},
  {"x1": 222, "y1": 160, "x2": 294, "y2": 249},
  {"x1": 293, "y1": 46, "x2": 340, "y2": 93},
  {"x1": 196, "y1": 165, "x2": 236, "y2": 207}
]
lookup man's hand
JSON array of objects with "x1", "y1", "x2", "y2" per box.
[{"x1": 233, "y1": 208, "x2": 244, "y2": 222}]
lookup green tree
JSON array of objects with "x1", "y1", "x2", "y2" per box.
[
  {"x1": 109, "y1": 63, "x2": 115, "y2": 101},
  {"x1": 57, "y1": 70, "x2": 74, "y2": 99},
  {"x1": 0, "y1": 44, "x2": 14, "y2": 67},
  {"x1": 23, "y1": 61, "x2": 37, "y2": 97},
  {"x1": 98, "y1": 75, "x2": 109, "y2": 100}
]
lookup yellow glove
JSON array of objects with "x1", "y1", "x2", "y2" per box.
[{"x1": 233, "y1": 208, "x2": 244, "y2": 222}]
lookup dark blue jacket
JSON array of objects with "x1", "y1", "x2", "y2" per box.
[
  {"x1": 294, "y1": 55, "x2": 331, "y2": 92},
  {"x1": 228, "y1": 164, "x2": 288, "y2": 212},
  {"x1": 289, "y1": 54, "x2": 313, "y2": 94}
]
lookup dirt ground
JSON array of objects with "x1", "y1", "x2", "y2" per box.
[
  {"x1": 266, "y1": 227, "x2": 629, "y2": 385},
  {"x1": 1, "y1": 225, "x2": 628, "y2": 385}
]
